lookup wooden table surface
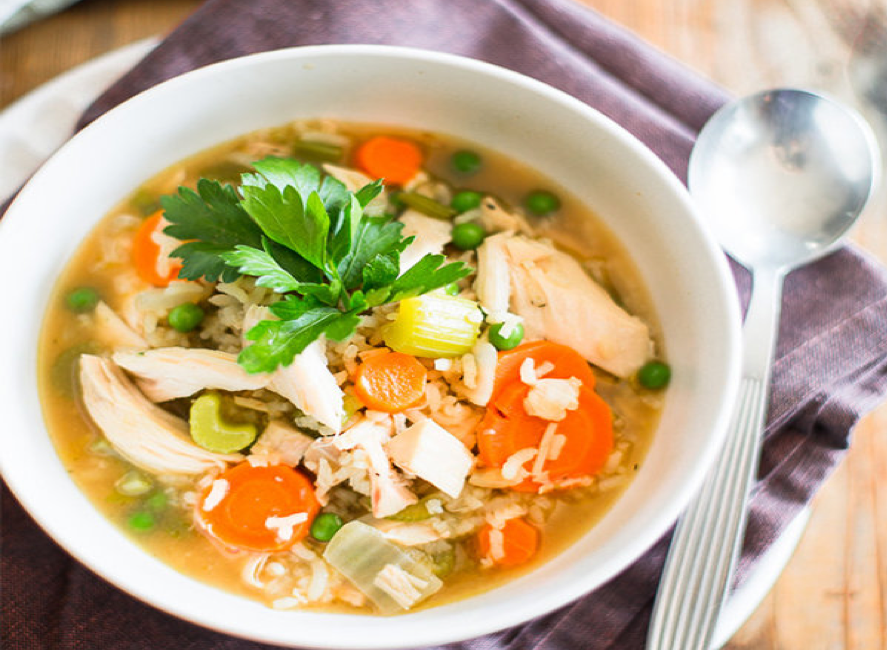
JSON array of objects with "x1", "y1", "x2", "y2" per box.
[{"x1": 2, "y1": 1, "x2": 886, "y2": 648}]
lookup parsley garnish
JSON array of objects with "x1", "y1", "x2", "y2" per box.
[{"x1": 161, "y1": 157, "x2": 472, "y2": 373}]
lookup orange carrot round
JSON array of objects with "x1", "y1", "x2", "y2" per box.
[
  {"x1": 477, "y1": 381, "x2": 613, "y2": 491},
  {"x1": 477, "y1": 517, "x2": 540, "y2": 567},
  {"x1": 196, "y1": 463, "x2": 320, "y2": 552},
  {"x1": 354, "y1": 136, "x2": 423, "y2": 186},
  {"x1": 491, "y1": 340, "x2": 596, "y2": 404},
  {"x1": 132, "y1": 211, "x2": 182, "y2": 287},
  {"x1": 352, "y1": 351, "x2": 428, "y2": 413},
  {"x1": 477, "y1": 382, "x2": 548, "y2": 467}
]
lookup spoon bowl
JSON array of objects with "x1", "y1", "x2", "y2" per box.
[
  {"x1": 648, "y1": 88, "x2": 879, "y2": 650},
  {"x1": 689, "y1": 89, "x2": 879, "y2": 272}
]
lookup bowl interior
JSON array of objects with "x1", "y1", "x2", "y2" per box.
[{"x1": 0, "y1": 45, "x2": 740, "y2": 648}]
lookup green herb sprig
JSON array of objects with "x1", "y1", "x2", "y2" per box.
[{"x1": 161, "y1": 157, "x2": 471, "y2": 373}]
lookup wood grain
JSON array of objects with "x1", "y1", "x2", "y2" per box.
[{"x1": 1, "y1": 1, "x2": 885, "y2": 648}]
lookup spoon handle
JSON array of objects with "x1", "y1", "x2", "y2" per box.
[{"x1": 647, "y1": 268, "x2": 783, "y2": 650}]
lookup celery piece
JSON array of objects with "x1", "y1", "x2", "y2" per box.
[
  {"x1": 189, "y1": 393, "x2": 257, "y2": 453},
  {"x1": 115, "y1": 470, "x2": 154, "y2": 497},
  {"x1": 323, "y1": 521, "x2": 442, "y2": 614},
  {"x1": 398, "y1": 192, "x2": 457, "y2": 220},
  {"x1": 383, "y1": 294, "x2": 482, "y2": 358},
  {"x1": 293, "y1": 139, "x2": 343, "y2": 162},
  {"x1": 386, "y1": 495, "x2": 439, "y2": 522}
]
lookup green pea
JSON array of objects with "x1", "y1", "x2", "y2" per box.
[
  {"x1": 168, "y1": 302, "x2": 205, "y2": 333},
  {"x1": 488, "y1": 321, "x2": 525, "y2": 351},
  {"x1": 65, "y1": 287, "x2": 99, "y2": 313},
  {"x1": 451, "y1": 222, "x2": 486, "y2": 251},
  {"x1": 451, "y1": 150, "x2": 482, "y2": 174},
  {"x1": 451, "y1": 190, "x2": 483, "y2": 213},
  {"x1": 311, "y1": 512, "x2": 344, "y2": 542},
  {"x1": 444, "y1": 282, "x2": 460, "y2": 296},
  {"x1": 525, "y1": 190, "x2": 561, "y2": 215},
  {"x1": 638, "y1": 361, "x2": 671, "y2": 389},
  {"x1": 128, "y1": 511, "x2": 155, "y2": 532},
  {"x1": 145, "y1": 491, "x2": 168, "y2": 511}
]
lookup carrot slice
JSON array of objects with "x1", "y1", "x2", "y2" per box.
[
  {"x1": 196, "y1": 463, "x2": 320, "y2": 552},
  {"x1": 477, "y1": 382, "x2": 613, "y2": 491},
  {"x1": 352, "y1": 351, "x2": 428, "y2": 413},
  {"x1": 477, "y1": 382, "x2": 547, "y2": 467},
  {"x1": 354, "y1": 136, "x2": 424, "y2": 186},
  {"x1": 491, "y1": 340, "x2": 596, "y2": 404},
  {"x1": 132, "y1": 210, "x2": 182, "y2": 287},
  {"x1": 477, "y1": 517, "x2": 540, "y2": 567}
]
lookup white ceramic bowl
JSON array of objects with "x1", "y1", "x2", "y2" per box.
[{"x1": 0, "y1": 45, "x2": 740, "y2": 648}]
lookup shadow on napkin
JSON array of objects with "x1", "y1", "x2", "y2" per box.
[{"x1": 4, "y1": 0, "x2": 887, "y2": 648}]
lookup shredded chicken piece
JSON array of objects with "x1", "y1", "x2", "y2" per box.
[
  {"x1": 79, "y1": 355, "x2": 239, "y2": 475},
  {"x1": 92, "y1": 301, "x2": 148, "y2": 350},
  {"x1": 113, "y1": 347, "x2": 268, "y2": 402},
  {"x1": 479, "y1": 197, "x2": 534, "y2": 235},
  {"x1": 464, "y1": 340, "x2": 497, "y2": 407},
  {"x1": 269, "y1": 338, "x2": 345, "y2": 433},
  {"x1": 398, "y1": 210, "x2": 452, "y2": 272},
  {"x1": 249, "y1": 420, "x2": 314, "y2": 466},
  {"x1": 338, "y1": 417, "x2": 417, "y2": 518},
  {"x1": 243, "y1": 305, "x2": 344, "y2": 433},
  {"x1": 474, "y1": 232, "x2": 512, "y2": 322},
  {"x1": 502, "y1": 235, "x2": 653, "y2": 377}
]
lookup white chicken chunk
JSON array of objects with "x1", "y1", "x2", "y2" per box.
[
  {"x1": 387, "y1": 420, "x2": 473, "y2": 498},
  {"x1": 92, "y1": 301, "x2": 148, "y2": 350},
  {"x1": 243, "y1": 305, "x2": 345, "y2": 434},
  {"x1": 79, "y1": 355, "x2": 239, "y2": 475},
  {"x1": 269, "y1": 338, "x2": 345, "y2": 434},
  {"x1": 463, "y1": 340, "x2": 498, "y2": 407},
  {"x1": 479, "y1": 197, "x2": 534, "y2": 235},
  {"x1": 474, "y1": 232, "x2": 511, "y2": 323},
  {"x1": 112, "y1": 347, "x2": 269, "y2": 402},
  {"x1": 249, "y1": 420, "x2": 314, "y2": 466},
  {"x1": 502, "y1": 235, "x2": 653, "y2": 377},
  {"x1": 398, "y1": 210, "x2": 452, "y2": 272},
  {"x1": 339, "y1": 416, "x2": 417, "y2": 518}
]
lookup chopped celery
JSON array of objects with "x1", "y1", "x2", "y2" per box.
[
  {"x1": 430, "y1": 546, "x2": 456, "y2": 578},
  {"x1": 398, "y1": 192, "x2": 457, "y2": 220},
  {"x1": 323, "y1": 521, "x2": 442, "y2": 614},
  {"x1": 386, "y1": 495, "x2": 441, "y2": 522},
  {"x1": 115, "y1": 470, "x2": 154, "y2": 497},
  {"x1": 293, "y1": 139, "x2": 343, "y2": 161},
  {"x1": 189, "y1": 393, "x2": 257, "y2": 453},
  {"x1": 384, "y1": 294, "x2": 482, "y2": 358}
]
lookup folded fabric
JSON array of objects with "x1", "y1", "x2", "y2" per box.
[{"x1": 4, "y1": 0, "x2": 887, "y2": 648}]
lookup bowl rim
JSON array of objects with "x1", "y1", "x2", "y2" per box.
[{"x1": 0, "y1": 43, "x2": 741, "y2": 648}]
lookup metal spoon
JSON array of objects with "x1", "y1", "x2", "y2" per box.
[{"x1": 647, "y1": 89, "x2": 879, "y2": 650}]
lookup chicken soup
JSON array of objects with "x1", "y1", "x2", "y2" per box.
[{"x1": 39, "y1": 121, "x2": 668, "y2": 614}]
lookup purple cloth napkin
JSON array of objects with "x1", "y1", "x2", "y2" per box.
[{"x1": 4, "y1": 0, "x2": 887, "y2": 648}]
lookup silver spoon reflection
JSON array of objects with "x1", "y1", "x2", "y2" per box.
[{"x1": 647, "y1": 89, "x2": 879, "y2": 650}]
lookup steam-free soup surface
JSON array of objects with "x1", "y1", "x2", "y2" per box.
[{"x1": 39, "y1": 121, "x2": 666, "y2": 613}]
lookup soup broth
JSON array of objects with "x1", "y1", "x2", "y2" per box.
[{"x1": 38, "y1": 121, "x2": 665, "y2": 613}]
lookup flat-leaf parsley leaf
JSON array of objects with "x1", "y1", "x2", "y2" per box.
[{"x1": 161, "y1": 157, "x2": 472, "y2": 373}]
